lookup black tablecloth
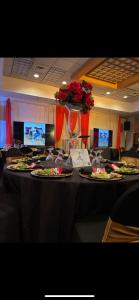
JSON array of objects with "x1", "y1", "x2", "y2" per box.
[
  {"x1": 0, "y1": 150, "x2": 7, "y2": 163},
  {"x1": 3, "y1": 167, "x2": 139, "y2": 242},
  {"x1": 121, "y1": 150, "x2": 139, "y2": 158}
]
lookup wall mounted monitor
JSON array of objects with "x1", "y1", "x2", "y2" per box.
[
  {"x1": 24, "y1": 122, "x2": 45, "y2": 146},
  {"x1": 13, "y1": 121, "x2": 55, "y2": 147},
  {"x1": 93, "y1": 128, "x2": 113, "y2": 148}
]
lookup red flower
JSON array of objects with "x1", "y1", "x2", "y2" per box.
[
  {"x1": 73, "y1": 93, "x2": 83, "y2": 103},
  {"x1": 86, "y1": 92, "x2": 91, "y2": 97},
  {"x1": 68, "y1": 81, "x2": 82, "y2": 93},
  {"x1": 85, "y1": 94, "x2": 94, "y2": 106},
  {"x1": 54, "y1": 80, "x2": 94, "y2": 112},
  {"x1": 57, "y1": 90, "x2": 68, "y2": 101},
  {"x1": 86, "y1": 82, "x2": 92, "y2": 90}
]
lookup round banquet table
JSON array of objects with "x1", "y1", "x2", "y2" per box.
[{"x1": 2, "y1": 167, "x2": 139, "y2": 242}]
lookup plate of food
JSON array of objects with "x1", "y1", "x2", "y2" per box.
[
  {"x1": 11, "y1": 157, "x2": 32, "y2": 164},
  {"x1": 32, "y1": 154, "x2": 46, "y2": 161},
  {"x1": 7, "y1": 162, "x2": 34, "y2": 171},
  {"x1": 114, "y1": 166, "x2": 139, "y2": 175},
  {"x1": 118, "y1": 160, "x2": 136, "y2": 168},
  {"x1": 79, "y1": 171, "x2": 124, "y2": 181},
  {"x1": 31, "y1": 168, "x2": 73, "y2": 178}
]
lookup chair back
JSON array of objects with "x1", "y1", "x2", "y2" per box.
[
  {"x1": 20, "y1": 147, "x2": 33, "y2": 155},
  {"x1": 6, "y1": 148, "x2": 22, "y2": 157},
  {"x1": 102, "y1": 184, "x2": 139, "y2": 242},
  {"x1": 101, "y1": 148, "x2": 111, "y2": 160}
]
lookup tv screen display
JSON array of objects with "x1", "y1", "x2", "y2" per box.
[
  {"x1": 93, "y1": 128, "x2": 112, "y2": 148},
  {"x1": 98, "y1": 129, "x2": 109, "y2": 147},
  {"x1": 24, "y1": 122, "x2": 45, "y2": 146},
  {"x1": 13, "y1": 121, "x2": 55, "y2": 147}
]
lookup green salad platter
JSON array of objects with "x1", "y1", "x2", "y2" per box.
[
  {"x1": 114, "y1": 167, "x2": 139, "y2": 175},
  {"x1": 31, "y1": 168, "x2": 73, "y2": 178},
  {"x1": 11, "y1": 157, "x2": 32, "y2": 164},
  {"x1": 79, "y1": 171, "x2": 123, "y2": 181},
  {"x1": 7, "y1": 162, "x2": 34, "y2": 171}
]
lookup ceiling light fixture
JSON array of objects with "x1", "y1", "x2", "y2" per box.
[
  {"x1": 123, "y1": 95, "x2": 128, "y2": 99},
  {"x1": 62, "y1": 81, "x2": 67, "y2": 85},
  {"x1": 33, "y1": 73, "x2": 39, "y2": 78},
  {"x1": 106, "y1": 91, "x2": 111, "y2": 95}
]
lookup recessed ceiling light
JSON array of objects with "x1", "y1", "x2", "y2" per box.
[
  {"x1": 62, "y1": 81, "x2": 67, "y2": 85},
  {"x1": 123, "y1": 95, "x2": 128, "y2": 99},
  {"x1": 106, "y1": 91, "x2": 111, "y2": 95},
  {"x1": 33, "y1": 73, "x2": 39, "y2": 78}
]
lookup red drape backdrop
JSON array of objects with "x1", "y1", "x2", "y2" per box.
[
  {"x1": 6, "y1": 98, "x2": 12, "y2": 145},
  {"x1": 116, "y1": 115, "x2": 121, "y2": 150},
  {"x1": 64, "y1": 107, "x2": 77, "y2": 133},
  {"x1": 81, "y1": 111, "x2": 90, "y2": 146},
  {"x1": 56, "y1": 105, "x2": 65, "y2": 142}
]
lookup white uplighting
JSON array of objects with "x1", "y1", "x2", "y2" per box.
[
  {"x1": 33, "y1": 73, "x2": 39, "y2": 78},
  {"x1": 123, "y1": 95, "x2": 128, "y2": 99},
  {"x1": 106, "y1": 91, "x2": 111, "y2": 95},
  {"x1": 62, "y1": 81, "x2": 67, "y2": 85}
]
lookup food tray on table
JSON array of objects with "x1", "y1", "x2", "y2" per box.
[
  {"x1": 11, "y1": 157, "x2": 32, "y2": 164},
  {"x1": 31, "y1": 168, "x2": 73, "y2": 178},
  {"x1": 114, "y1": 167, "x2": 139, "y2": 175},
  {"x1": 79, "y1": 172, "x2": 124, "y2": 181},
  {"x1": 112, "y1": 161, "x2": 136, "y2": 168},
  {"x1": 7, "y1": 164, "x2": 34, "y2": 172}
]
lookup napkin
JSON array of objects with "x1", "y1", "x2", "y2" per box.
[
  {"x1": 61, "y1": 167, "x2": 73, "y2": 174},
  {"x1": 79, "y1": 166, "x2": 92, "y2": 175}
]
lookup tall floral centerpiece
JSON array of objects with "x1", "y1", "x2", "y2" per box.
[
  {"x1": 55, "y1": 80, "x2": 94, "y2": 113},
  {"x1": 55, "y1": 80, "x2": 94, "y2": 150}
]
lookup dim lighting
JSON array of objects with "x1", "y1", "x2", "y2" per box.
[{"x1": 33, "y1": 73, "x2": 39, "y2": 78}]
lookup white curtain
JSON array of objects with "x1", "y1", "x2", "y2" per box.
[{"x1": 11, "y1": 100, "x2": 55, "y2": 124}]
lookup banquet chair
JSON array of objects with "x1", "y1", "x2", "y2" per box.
[
  {"x1": 6, "y1": 148, "x2": 22, "y2": 157},
  {"x1": 20, "y1": 146, "x2": 33, "y2": 155},
  {"x1": 0, "y1": 155, "x2": 4, "y2": 174},
  {"x1": 72, "y1": 215, "x2": 108, "y2": 242},
  {"x1": 6, "y1": 148, "x2": 22, "y2": 164},
  {"x1": 101, "y1": 148, "x2": 111, "y2": 160},
  {"x1": 102, "y1": 184, "x2": 139, "y2": 243},
  {"x1": 110, "y1": 148, "x2": 119, "y2": 161}
]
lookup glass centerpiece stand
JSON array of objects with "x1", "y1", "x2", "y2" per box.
[
  {"x1": 91, "y1": 149, "x2": 104, "y2": 168},
  {"x1": 65, "y1": 103, "x2": 82, "y2": 167}
]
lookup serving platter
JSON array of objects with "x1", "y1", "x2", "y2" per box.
[
  {"x1": 114, "y1": 168, "x2": 139, "y2": 175},
  {"x1": 32, "y1": 155, "x2": 46, "y2": 160},
  {"x1": 79, "y1": 172, "x2": 124, "y2": 181},
  {"x1": 31, "y1": 169, "x2": 73, "y2": 178},
  {"x1": 11, "y1": 158, "x2": 32, "y2": 164},
  {"x1": 114, "y1": 161, "x2": 136, "y2": 168},
  {"x1": 7, "y1": 165, "x2": 34, "y2": 172}
]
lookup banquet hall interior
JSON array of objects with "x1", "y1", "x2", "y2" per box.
[{"x1": 1, "y1": 57, "x2": 139, "y2": 243}]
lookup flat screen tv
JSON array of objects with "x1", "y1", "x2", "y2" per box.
[
  {"x1": 24, "y1": 122, "x2": 45, "y2": 146},
  {"x1": 13, "y1": 121, "x2": 55, "y2": 147},
  {"x1": 93, "y1": 128, "x2": 113, "y2": 148}
]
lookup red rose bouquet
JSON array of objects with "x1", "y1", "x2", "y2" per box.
[{"x1": 54, "y1": 80, "x2": 94, "y2": 113}]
